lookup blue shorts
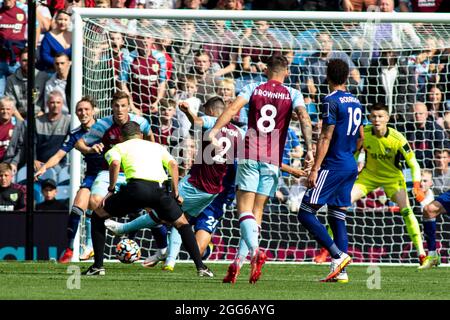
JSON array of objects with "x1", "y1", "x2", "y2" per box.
[
  {"x1": 189, "y1": 179, "x2": 235, "y2": 234},
  {"x1": 235, "y1": 159, "x2": 280, "y2": 197},
  {"x1": 179, "y1": 175, "x2": 217, "y2": 217},
  {"x1": 302, "y1": 168, "x2": 358, "y2": 207},
  {"x1": 80, "y1": 175, "x2": 96, "y2": 190},
  {"x1": 435, "y1": 190, "x2": 450, "y2": 215},
  {"x1": 91, "y1": 170, "x2": 127, "y2": 198}
]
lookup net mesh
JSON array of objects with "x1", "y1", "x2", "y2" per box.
[{"x1": 77, "y1": 15, "x2": 450, "y2": 264}]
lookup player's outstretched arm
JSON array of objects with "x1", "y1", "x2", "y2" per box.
[
  {"x1": 295, "y1": 106, "x2": 314, "y2": 169},
  {"x1": 34, "y1": 149, "x2": 67, "y2": 181},
  {"x1": 179, "y1": 101, "x2": 204, "y2": 128},
  {"x1": 280, "y1": 163, "x2": 308, "y2": 178},
  {"x1": 208, "y1": 96, "x2": 248, "y2": 142},
  {"x1": 307, "y1": 123, "x2": 335, "y2": 188},
  {"x1": 108, "y1": 160, "x2": 120, "y2": 193},
  {"x1": 75, "y1": 138, "x2": 104, "y2": 154}
]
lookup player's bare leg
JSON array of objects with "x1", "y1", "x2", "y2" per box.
[{"x1": 392, "y1": 189, "x2": 426, "y2": 264}]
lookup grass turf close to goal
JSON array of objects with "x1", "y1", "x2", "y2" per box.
[{"x1": 0, "y1": 261, "x2": 449, "y2": 300}]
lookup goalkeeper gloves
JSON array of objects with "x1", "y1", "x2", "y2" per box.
[{"x1": 412, "y1": 181, "x2": 426, "y2": 203}]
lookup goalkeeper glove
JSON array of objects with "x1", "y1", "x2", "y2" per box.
[{"x1": 412, "y1": 181, "x2": 426, "y2": 203}]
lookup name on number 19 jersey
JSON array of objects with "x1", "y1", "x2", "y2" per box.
[
  {"x1": 239, "y1": 79, "x2": 305, "y2": 166},
  {"x1": 321, "y1": 90, "x2": 362, "y2": 171}
]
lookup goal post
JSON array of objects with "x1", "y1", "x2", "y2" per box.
[{"x1": 70, "y1": 8, "x2": 450, "y2": 265}]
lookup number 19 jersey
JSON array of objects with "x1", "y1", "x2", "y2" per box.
[
  {"x1": 239, "y1": 79, "x2": 305, "y2": 166},
  {"x1": 321, "y1": 90, "x2": 362, "y2": 171}
]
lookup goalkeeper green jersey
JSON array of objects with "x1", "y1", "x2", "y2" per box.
[{"x1": 362, "y1": 125, "x2": 421, "y2": 182}]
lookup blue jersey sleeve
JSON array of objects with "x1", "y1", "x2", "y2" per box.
[
  {"x1": 238, "y1": 82, "x2": 259, "y2": 102},
  {"x1": 60, "y1": 131, "x2": 79, "y2": 153},
  {"x1": 321, "y1": 98, "x2": 338, "y2": 126},
  {"x1": 83, "y1": 117, "x2": 111, "y2": 146},
  {"x1": 130, "y1": 113, "x2": 151, "y2": 136},
  {"x1": 287, "y1": 87, "x2": 306, "y2": 110},
  {"x1": 201, "y1": 116, "x2": 217, "y2": 129}
]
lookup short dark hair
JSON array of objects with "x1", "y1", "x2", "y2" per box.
[
  {"x1": 369, "y1": 102, "x2": 389, "y2": 114},
  {"x1": 327, "y1": 59, "x2": 349, "y2": 86},
  {"x1": 203, "y1": 96, "x2": 226, "y2": 112},
  {"x1": 76, "y1": 96, "x2": 96, "y2": 110},
  {"x1": 121, "y1": 121, "x2": 142, "y2": 139},
  {"x1": 267, "y1": 55, "x2": 289, "y2": 73},
  {"x1": 112, "y1": 91, "x2": 130, "y2": 106},
  {"x1": 54, "y1": 52, "x2": 70, "y2": 61}
]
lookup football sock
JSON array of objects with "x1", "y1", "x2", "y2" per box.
[
  {"x1": 91, "y1": 213, "x2": 106, "y2": 268},
  {"x1": 166, "y1": 227, "x2": 182, "y2": 267},
  {"x1": 237, "y1": 238, "x2": 249, "y2": 268},
  {"x1": 67, "y1": 206, "x2": 83, "y2": 249},
  {"x1": 298, "y1": 203, "x2": 342, "y2": 259},
  {"x1": 239, "y1": 212, "x2": 259, "y2": 257},
  {"x1": 401, "y1": 207, "x2": 425, "y2": 256},
  {"x1": 120, "y1": 213, "x2": 154, "y2": 234},
  {"x1": 151, "y1": 224, "x2": 168, "y2": 250},
  {"x1": 84, "y1": 214, "x2": 92, "y2": 248},
  {"x1": 328, "y1": 207, "x2": 348, "y2": 253},
  {"x1": 423, "y1": 217, "x2": 437, "y2": 252},
  {"x1": 176, "y1": 224, "x2": 205, "y2": 270}
]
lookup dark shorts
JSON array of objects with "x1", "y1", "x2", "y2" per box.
[
  {"x1": 435, "y1": 190, "x2": 450, "y2": 215},
  {"x1": 80, "y1": 175, "x2": 96, "y2": 190},
  {"x1": 302, "y1": 168, "x2": 358, "y2": 207},
  {"x1": 103, "y1": 179, "x2": 183, "y2": 223}
]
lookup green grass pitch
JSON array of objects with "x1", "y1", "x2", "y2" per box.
[{"x1": 0, "y1": 261, "x2": 449, "y2": 300}]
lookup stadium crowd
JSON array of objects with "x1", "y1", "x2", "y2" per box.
[{"x1": 0, "y1": 0, "x2": 449, "y2": 216}]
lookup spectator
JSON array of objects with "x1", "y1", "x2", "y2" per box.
[
  {"x1": 432, "y1": 149, "x2": 449, "y2": 195},
  {"x1": 299, "y1": 0, "x2": 340, "y2": 10},
  {"x1": 171, "y1": 21, "x2": 201, "y2": 76},
  {"x1": 361, "y1": 0, "x2": 421, "y2": 60},
  {"x1": 201, "y1": 20, "x2": 237, "y2": 78},
  {"x1": 404, "y1": 102, "x2": 449, "y2": 169},
  {"x1": 427, "y1": 86, "x2": 446, "y2": 128},
  {"x1": 305, "y1": 32, "x2": 360, "y2": 103},
  {"x1": 35, "y1": 91, "x2": 71, "y2": 171},
  {"x1": 151, "y1": 98, "x2": 181, "y2": 148},
  {"x1": 44, "y1": 53, "x2": 71, "y2": 114},
  {"x1": 179, "y1": 0, "x2": 204, "y2": 9},
  {"x1": 38, "y1": 10, "x2": 72, "y2": 72},
  {"x1": 5, "y1": 47, "x2": 49, "y2": 119},
  {"x1": 342, "y1": 0, "x2": 377, "y2": 11},
  {"x1": 216, "y1": 78, "x2": 236, "y2": 107},
  {"x1": 189, "y1": 50, "x2": 218, "y2": 105},
  {"x1": 419, "y1": 169, "x2": 435, "y2": 207},
  {"x1": 365, "y1": 48, "x2": 417, "y2": 117},
  {"x1": 0, "y1": 97, "x2": 16, "y2": 163},
  {"x1": 120, "y1": 35, "x2": 168, "y2": 117},
  {"x1": 3, "y1": 115, "x2": 25, "y2": 174},
  {"x1": 95, "y1": 0, "x2": 111, "y2": 7},
  {"x1": 35, "y1": 178, "x2": 69, "y2": 211},
  {"x1": 399, "y1": 0, "x2": 449, "y2": 12},
  {"x1": 0, "y1": 162, "x2": 25, "y2": 211},
  {"x1": 0, "y1": 0, "x2": 27, "y2": 96},
  {"x1": 174, "y1": 75, "x2": 201, "y2": 136}
]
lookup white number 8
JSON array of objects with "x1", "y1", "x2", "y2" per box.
[{"x1": 257, "y1": 104, "x2": 277, "y2": 133}]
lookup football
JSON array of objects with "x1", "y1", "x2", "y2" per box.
[{"x1": 116, "y1": 239, "x2": 141, "y2": 264}]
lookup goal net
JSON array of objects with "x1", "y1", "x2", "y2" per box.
[{"x1": 72, "y1": 9, "x2": 450, "y2": 264}]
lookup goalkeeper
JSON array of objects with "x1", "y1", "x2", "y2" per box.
[{"x1": 351, "y1": 102, "x2": 426, "y2": 265}]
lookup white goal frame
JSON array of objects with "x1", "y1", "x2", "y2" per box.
[{"x1": 69, "y1": 8, "x2": 450, "y2": 265}]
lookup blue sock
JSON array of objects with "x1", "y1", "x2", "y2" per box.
[
  {"x1": 423, "y1": 218, "x2": 437, "y2": 252},
  {"x1": 328, "y1": 207, "x2": 348, "y2": 253},
  {"x1": 85, "y1": 214, "x2": 92, "y2": 248},
  {"x1": 239, "y1": 212, "x2": 259, "y2": 257},
  {"x1": 151, "y1": 225, "x2": 168, "y2": 249},
  {"x1": 121, "y1": 213, "x2": 155, "y2": 234},
  {"x1": 166, "y1": 227, "x2": 182, "y2": 266},
  {"x1": 67, "y1": 206, "x2": 83, "y2": 249},
  {"x1": 298, "y1": 203, "x2": 342, "y2": 259}
]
